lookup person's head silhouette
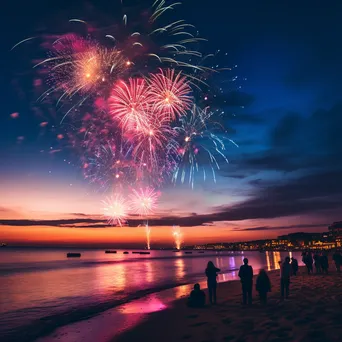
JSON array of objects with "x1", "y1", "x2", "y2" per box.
[
  {"x1": 285, "y1": 256, "x2": 290, "y2": 263},
  {"x1": 194, "y1": 283, "x2": 200, "y2": 291},
  {"x1": 243, "y1": 258, "x2": 248, "y2": 265}
]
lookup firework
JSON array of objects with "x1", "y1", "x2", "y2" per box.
[
  {"x1": 173, "y1": 105, "x2": 238, "y2": 188},
  {"x1": 131, "y1": 113, "x2": 178, "y2": 173},
  {"x1": 148, "y1": 69, "x2": 192, "y2": 120},
  {"x1": 109, "y1": 78, "x2": 152, "y2": 132},
  {"x1": 145, "y1": 222, "x2": 151, "y2": 250},
  {"x1": 102, "y1": 193, "x2": 128, "y2": 226},
  {"x1": 130, "y1": 187, "x2": 160, "y2": 217},
  {"x1": 172, "y1": 225, "x2": 183, "y2": 250},
  {"x1": 83, "y1": 141, "x2": 136, "y2": 192},
  {"x1": 41, "y1": 36, "x2": 128, "y2": 103}
]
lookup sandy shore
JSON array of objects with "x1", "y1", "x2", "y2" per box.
[{"x1": 116, "y1": 266, "x2": 342, "y2": 342}]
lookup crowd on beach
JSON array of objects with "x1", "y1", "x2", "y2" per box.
[{"x1": 187, "y1": 250, "x2": 342, "y2": 308}]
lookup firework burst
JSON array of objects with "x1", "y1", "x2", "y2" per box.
[
  {"x1": 102, "y1": 193, "x2": 129, "y2": 226},
  {"x1": 130, "y1": 187, "x2": 160, "y2": 217},
  {"x1": 173, "y1": 105, "x2": 238, "y2": 187},
  {"x1": 109, "y1": 78, "x2": 152, "y2": 132},
  {"x1": 40, "y1": 36, "x2": 128, "y2": 104},
  {"x1": 148, "y1": 69, "x2": 192, "y2": 120}
]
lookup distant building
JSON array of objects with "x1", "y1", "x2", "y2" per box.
[{"x1": 328, "y1": 222, "x2": 342, "y2": 238}]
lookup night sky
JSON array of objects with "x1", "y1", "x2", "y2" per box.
[{"x1": 1, "y1": 0, "x2": 342, "y2": 247}]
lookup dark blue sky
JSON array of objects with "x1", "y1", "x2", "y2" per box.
[{"x1": 1, "y1": 0, "x2": 342, "y2": 246}]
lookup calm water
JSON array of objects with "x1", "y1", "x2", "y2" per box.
[{"x1": 0, "y1": 248, "x2": 301, "y2": 341}]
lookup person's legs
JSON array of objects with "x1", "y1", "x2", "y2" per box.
[
  {"x1": 208, "y1": 285, "x2": 213, "y2": 304},
  {"x1": 281, "y1": 278, "x2": 285, "y2": 298},
  {"x1": 248, "y1": 285, "x2": 252, "y2": 305},
  {"x1": 212, "y1": 283, "x2": 217, "y2": 304},
  {"x1": 285, "y1": 279, "x2": 290, "y2": 298},
  {"x1": 259, "y1": 291, "x2": 267, "y2": 304},
  {"x1": 242, "y1": 284, "x2": 247, "y2": 305}
]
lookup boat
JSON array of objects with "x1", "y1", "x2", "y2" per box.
[
  {"x1": 185, "y1": 251, "x2": 192, "y2": 254},
  {"x1": 172, "y1": 250, "x2": 180, "y2": 252},
  {"x1": 105, "y1": 250, "x2": 117, "y2": 254},
  {"x1": 123, "y1": 251, "x2": 129, "y2": 254},
  {"x1": 132, "y1": 251, "x2": 140, "y2": 254},
  {"x1": 139, "y1": 251, "x2": 150, "y2": 255},
  {"x1": 67, "y1": 253, "x2": 81, "y2": 258}
]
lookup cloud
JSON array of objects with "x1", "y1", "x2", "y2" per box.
[{"x1": 234, "y1": 223, "x2": 327, "y2": 232}]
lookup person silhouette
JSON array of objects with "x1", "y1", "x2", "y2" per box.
[
  {"x1": 281, "y1": 256, "x2": 291, "y2": 299},
  {"x1": 291, "y1": 257, "x2": 299, "y2": 276},
  {"x1": 333, "y1": 251, "x2": 341, "y2": 272},
  {"x1": 187, "y1": 283, "x2": 206, "y2": 308},
  {"x1": 205, "y1": 261, "x2": 220, "y2": 305},
  {"x1": 256, "y1": 269, "x2": 271, "y2": 304},
  {"x1": 238, "y1": 258, "x2": 253, "y2": 305}
]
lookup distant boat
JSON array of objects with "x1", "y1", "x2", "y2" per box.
[
  {"x1": 105, "y1": 250, "x2": 117, "y2": 254},
  {"x1": 123, "y1": 251, "x2": 129, "y2": 254},
  {"x1": 173, "y1": 250, "x2": 180, "y2": 252},
  {"x1": 67, "y1": 253, "x2": 81, "y2": 258},
  {"x1": 132, "y1": 251, "x2": 140, "y2": 254},
  {"x1": 139, "y1": 251, "x2": 150, "y2": 255},
  {"x1": 185, "y1": 251, "x2": 192, "y2": 254}
]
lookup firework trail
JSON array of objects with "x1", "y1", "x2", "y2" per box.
[
  {"x1": 131, "y1": 187, "x2": 160, "y2": 249},
  {"x1": 102, "y1": 193, "x2": 128, "y2": 226},
  {"x1": 145, "y1": 222, "x2": 151, "y2": 250},
  {"x1": 172, "y1": 225, "x2": 183, "y2": 250}
]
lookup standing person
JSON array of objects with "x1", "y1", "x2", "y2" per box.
[
  {"x1": 291, "y1": 257, "x2": 299, "y2": 276},
  {"x1": 306, "y1": 252, "x2": 313, "y2": 274},
  {"x1": 281, "y1": 256, "x2": 291, "y2": 299},
  {"x1": 238, "y1": 258, "x2": 253, "y2": 305},
  {"x1": 333, "y1": 251, "x2": 341, "y2": 272},
  {"x1": 256, "y1": 269, "x2": 271, "y2": 304},
  {"x1": 205, "y1": 261, "x2": 220, "y2": 305},
  {"x1": 320, "y1": 253, "x2": 329, "y2": 274},
  {"x1": 313, "y1": 252, "x2": 321, "y2": 274}
]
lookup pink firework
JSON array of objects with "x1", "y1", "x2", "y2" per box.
[
  {"x1": 109, "y1": 78, "x2": 152, "y2": 132},
  {"x1": 148, "y1": 69, "x2": 192, "y2": 121},
  {"x1": 130, "y1": 187, "x2": 160, "y2": 216},
  {"x1": 102, "y1": 194, "x2": 128, "y2": 226},
  {"x1": 132, "y1": 115, "x2": 178, "y2": 172}
]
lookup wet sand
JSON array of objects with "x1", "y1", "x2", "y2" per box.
[{"x1": 116, "y1": 266, "x2": 342, "y2": 342}]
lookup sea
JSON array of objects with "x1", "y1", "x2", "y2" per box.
[{"x1": 0, "y1": 248, "x2": 302, "y2": 341}]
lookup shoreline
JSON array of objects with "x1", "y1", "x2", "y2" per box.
[{"x1": 38, "y1": 266, "x2": 282, "y2": 342}]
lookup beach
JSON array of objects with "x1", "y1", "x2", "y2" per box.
[{"x1": 116, "y1": 266, "x2": 342, "y2": 342}]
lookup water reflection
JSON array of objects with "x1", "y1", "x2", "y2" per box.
[{"x1": 265, "y1": 251, "x2": 271, "y2": 271}]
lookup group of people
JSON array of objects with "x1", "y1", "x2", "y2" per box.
[
  {"x1": 188, "y1": 251, "x2": 341, "y2": 308},
  {"x1": 302, "y1": 251, "x2": 329, "y2": 274}
]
